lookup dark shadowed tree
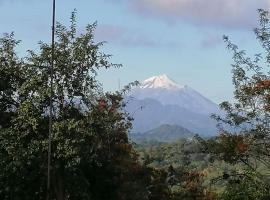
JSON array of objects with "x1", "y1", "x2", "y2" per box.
[{"x1": 0, "y1": 11, "x2": 156, "y2": 200}]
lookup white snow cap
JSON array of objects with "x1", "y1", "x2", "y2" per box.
[{"x1": 140, "y1": 74, "x2": 185, "y2": 90}]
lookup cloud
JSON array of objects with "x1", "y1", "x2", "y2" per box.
[
  {"x1": 124, "y1": 0, "x2": 270, "y2": 29},
  {"x1": 95, "y1": 25, "x2": 126, "y2": 42},
  {"x1": 119, "y1": 35, "x2": 182, "y2": 48},
  {"x1": 95, "y1": 24, "x2": 182, "y2": 48},
  {"x1": 201, "y1": 34, "x2": 223, "y2": 48}
]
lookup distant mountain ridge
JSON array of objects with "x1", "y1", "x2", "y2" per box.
[
  {"x1": 129, "y1": 74, "x2": 219, "y2": 115},
  {"x1": 131, "y1": 124, "x2": 194, "y2": 142},
  {"x1": 126, "y1": 74, "x2": 220, "y2": 137}
]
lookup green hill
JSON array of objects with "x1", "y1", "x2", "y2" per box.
[{"x1": 131, "y1": 124, "x2": 195, "y2": 142}]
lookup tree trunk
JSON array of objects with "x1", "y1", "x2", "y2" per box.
[{"x1": 53, "y1": 173, "x2": 65, "y2": 200}]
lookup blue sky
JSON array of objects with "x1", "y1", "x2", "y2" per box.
[{"x1": 0, "y1": 0, "x2": 268, "y2": 103}]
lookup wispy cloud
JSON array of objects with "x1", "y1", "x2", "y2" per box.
[
  {"x1": 201, "y1": 34, "x2": 223, "y2": 48},
  {"x1": 112, "y1": 0, "x2": 270, "y2": 29},
  {"x1": 95, "y1": 25, "x2": 126, "y2": 42},
  {"x1": 119, "y1": 35, "x2": 182, "y2": 48},
  {"x1": 95, "y1": 24, "x2": 182, "y2": 48}
]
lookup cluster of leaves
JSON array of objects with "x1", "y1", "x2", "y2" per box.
[
  {"x1": 0, "y1": 11, "x2": 222, "y2": 200},
  {"x1": 133, "y1": 10, "x2": 270, "y2": 199},
  {"x1": 136, "y1": 139, "x2": 211, "y2": 169},
  {"x1": 198, "y1": 9, "x2": 270, "y2": 199},
  {"x1": 0, "y1": 12, "x2": 172, "y2": 200},
  {"x1": 135, "y1": 139, "x2": 219, "y2": 200},
  {"x1": 7, "y1": 6, "x2": 270, "y2": 200}
]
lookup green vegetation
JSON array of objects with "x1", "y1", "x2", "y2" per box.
[
  {"x1": 2, "y1": 8, "x2": 270, "y2": 200},
  {"x1": 136, "y1": 8, "x2": 270, "y2": 199},
  {"x1": 0, "y1": 11, "x2": 214, "y2": 200},
  {"x1": 202, "y1": 9, "x2": 270, "y2": 199},
  {"x1": 135, "y1": 139, "x2": 232, "y2": 197},
  {"x1": 0, "y1": 12, "x2": 164, "y2": 200},
  {"x1": 131, "y1": 124, "x2": 194, "y2": 142}
]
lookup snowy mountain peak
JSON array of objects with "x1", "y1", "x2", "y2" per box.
[
  {"x1": 140, "y1": 74, "x2": 185, "y2": 90},
  {"x1": 129, "y1": 74, "x2": 220, "y2": 115}
]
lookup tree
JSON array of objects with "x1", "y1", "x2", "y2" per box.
[
  {"x1": 0, "y1": 32, "x2": 24, "y2": 128},
  {"x1": 0, "y1": 11, "x2": 149, "y2": 200},
  {"x1": 201, "y1": 9, "x2": 270, "y2": 199}
]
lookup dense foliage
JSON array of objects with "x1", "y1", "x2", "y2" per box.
[
  {"x1": 136, "y1": 9, "x2": 270, "y2": 200},
  {"x1": 3, "y1": 7, "x2": 270, "y2": 200},
  {"x1": 199, "y1": 9, "x2": 270, "y2": 199},
  {"x1": 0, "y1": 12, "x2": 171, "y2": 200},
  {"x1": 0, "y1": 11, "x2": 220, "y2": 200},
  {"x1": 135, "y1": 139, "x2": 219, "y2": 199}
]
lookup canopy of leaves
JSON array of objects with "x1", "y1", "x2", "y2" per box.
[
  {"x1": 0, "y1": 11, "x2": 167, "y2": 200},
  {"x1": 201, "y1": 9, "x2": 270, "y2": 199}
]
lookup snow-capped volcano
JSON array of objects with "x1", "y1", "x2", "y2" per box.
[
  {"x1": 126, "y1": 74, "x2": 221, "y2": 136},
  {"x1": 129, "y1": 74, "x2": 219, "y2": 115},
  {"x1": 140, "y1": 74, "x2": 184, "y2": 90}
]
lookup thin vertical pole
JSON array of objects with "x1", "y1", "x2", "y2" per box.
[{"x1": 47, "y1": 0, "x2": 56, "y2": 199}]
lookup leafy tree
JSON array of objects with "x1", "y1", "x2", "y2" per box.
[
  {"x1": 201, "y1": 9, "x2": 270, "y2": 199},
  {"x1": 0, "y1": 32, "x2": 24, "y2": 128},
  {"x1": 220, "y1": 176, "x2": 268, "y2": 200},
  {"x1": 0, "y1": 11, "x2": 153, "y2": 200},
  {"x1": 135, "y1": 140, "x2": 218, "y2": 199}
]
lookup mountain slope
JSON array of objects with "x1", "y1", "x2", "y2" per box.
[
  {"x1": 129, "y1": 74, "x2": 219, "y2": 115},
  {"x1": 126, "y1": 97, "x2": 217, "y2": 136},
  {"x1": 126, "y1": 75, "x2": 220, "y2": 137},
  {"x1": 131, "y1": 124, "x2": 195, "y2": 142}
]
